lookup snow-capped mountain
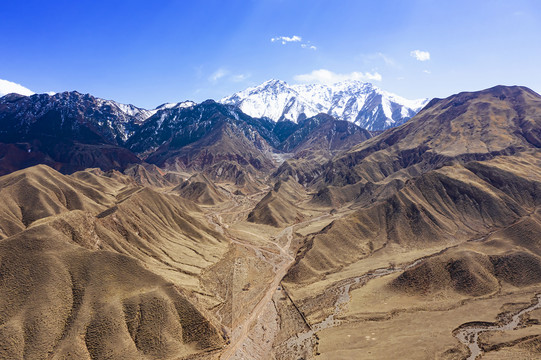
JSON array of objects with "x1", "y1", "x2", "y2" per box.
[
  {"x1": 126, "y1": 100, "x2": 278, "y2": 155},
  {"x1": 0, "y1": 91, "x2": 193, "y2": 144},
  {"x1": 0, "y1": 91, "x2": 158, "y2": 143},
  {"x1": 153, "y1": 100, "x2": 197, "y2": 113},
  {"x1": 220, "y1": 79, "x2": 429, "y2": 131},
  {"x1": 0, "y1": 91, "x2": 147, "y2": 173}
]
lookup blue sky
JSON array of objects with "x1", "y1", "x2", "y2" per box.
[{"x1": 1, "y1": 0, "x2": 540, "y2": 108}]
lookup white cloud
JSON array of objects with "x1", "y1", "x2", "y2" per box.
[
  {"x1": 271, "y1": 35, "x2": 302, "y2": 44},
  {"x1": 209, "y1": 68, "x2": 229, "y2": 82},
  {"x1": 271, "y1": 35, "x2": 317, "y2": 50},
  {"x1": 293, "y1": 69, "x2": 382, "y2": 85},
  {"x1": 0, "y1": 79, "x2": 34, "y2": 97},
  {"x1": 423, "y1": 70, "x2": 431, "y2": 74},
  {"x1": 301, "y1": 44, "x2": 317, "y2": 50},
  {"x1": 410, "y1": 50, "x2": 430, "y2": 61},
  {"x1": 209, "y1": 68, "x2": 250, "y2": 83}
]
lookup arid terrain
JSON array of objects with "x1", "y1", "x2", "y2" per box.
[{"x1": 1, "y1": 85, "x2": 541, "y2": 360}]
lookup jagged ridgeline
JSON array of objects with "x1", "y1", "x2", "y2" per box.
[
  {"x1": 0, "y1": 84, "x2": 540, "y2": 359},
  {"x1": 0, "y1": 88, "x2": 379, "y2": 179},
  {"x1": 220, "y1": 79, "x2": 428, "y2": 130}
]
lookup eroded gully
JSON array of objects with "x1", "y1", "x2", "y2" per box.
[{"x1": 454, "y1": 293, "x2": 541, "y2": 360}]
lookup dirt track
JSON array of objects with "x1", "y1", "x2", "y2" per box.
[{"x1": 216, "y1": 205, "x2": 332, "y2": 359}]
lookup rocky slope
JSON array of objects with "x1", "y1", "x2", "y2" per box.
[{"x1": 277, "y1": 113, "x2": 371, "y2": 153}]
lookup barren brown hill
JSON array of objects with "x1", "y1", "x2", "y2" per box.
[
  {"x1": 272, "y1": 114, "x2": 372, "y2": 186},
  {"x1": 0, "y1": 224, "x2": 224, "y2": 360},
  {"x1": 146, "y1": 121, "x2": 276, "y2": 182},
  {"x1": 0, "y1": 164, "x2": 117, "y2": 239},
  {"x1": 286, "y1": 155, "x2": 540, "y2": 285},
  {"x1": 173, "y1": 173, "x2": 227, "y2": 205},
  {"x1": 203, "y1": 160, "x2": 265, "y2": 193},
  {"x1": 319, "y1": 85, "x2": 541, "y2": 187},
  {"x1": 123, "y1": 163, "x2": 176, "y2": 187},
  {"x1": 0, "y1": 165, "x2": 232, "y2": 359},
  {"x1": 247, "y1": 177, "x2": 307, "y2": 227},
  {"x1": 279, "y1": 86, "x2": 541, "y2": 359},
  {"x1": 271, "y1": 152, "x2": 327, "y2": 185},
  {"x1": 71, "y1": 167, "x2": 134, "y2": 188}
]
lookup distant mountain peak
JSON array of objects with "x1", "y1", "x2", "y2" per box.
[
  {"x1": 0, "y1": 90, "x2": 156, "y2": 143},
  {"x1": 262, "y1": 78, "x2": 285, "y2": 85},
  {"x1": 153, "y1": 100, "x2": 196, "y2": 112},
  {"x1": 221, "y1": 79, "x2": 428, "y2": 131}
]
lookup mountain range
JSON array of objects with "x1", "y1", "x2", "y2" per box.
[
  {"x1": 0, "y1": 83, "x2": 541, "y2": 360},
  {"x1": 220, "y1": 79, "x2": 428, "y2": 130},
  {"x1": 0, "y1": 83, "x2": 381, "y2": 179}
]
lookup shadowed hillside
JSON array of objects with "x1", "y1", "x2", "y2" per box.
[{"x1": 0, "y1": 92, "x2": 144, "y2": 174}]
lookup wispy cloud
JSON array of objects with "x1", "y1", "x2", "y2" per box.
[
  {"x1": 271, "y1": 35, "x2": 317, "y2": 50},
  {"x1": 423, "y1": 70, "x2": 431, "y2": 74},
  {"x1": 359, "y1": 52, "x2": 401, "y2": 69},
  {"x1": 293, "y1": 69, "x2": 382, "y2": 84},
  {"x1": 209, "y1": 68, "x2": 229, "y2": 82},
  {"x1": 0, "y1": 79, "x2": 34, "y2": 97},
  {"x1": 209, "y1": 68, "x2": 250, "y2": 83},
  {"x1": 271, "y1": 35, "x2": 302, "y2": 44},
  {"x1": 377, "y1": 52, "x2": 397, "y2": 67},
  {"x1": 410, "y1": 50, "x2": 430, "y2": 61}
]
